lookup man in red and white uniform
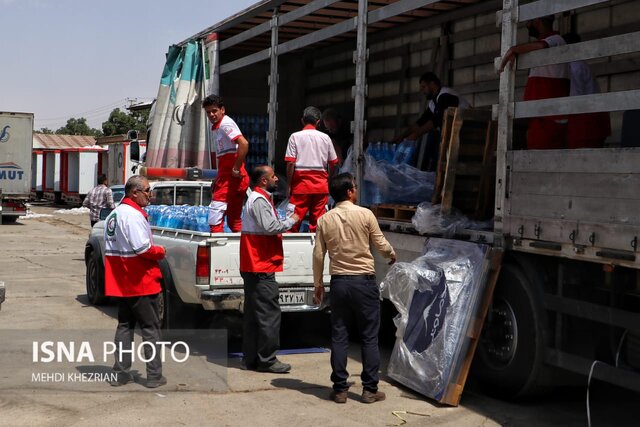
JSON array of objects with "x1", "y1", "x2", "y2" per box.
[
  {"x1": 202, "y1": 94, "x2": 250, "y2": 232},
  {"x1": 240, "y1": 166, "x2": 299, "y2": 373},
  {"x1": 500, "y1": 15, "x2": 570, "y2": 149},
  {"x1": 285, "y1": 106, "x2": 338, "y2": 232},
  {"x1": 104, "y1": 175, "x2": 167, "y2": 388}
]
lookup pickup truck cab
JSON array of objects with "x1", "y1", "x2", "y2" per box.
[{"x1": 85, "y1": 180, "x2": 328, "y2": 328}]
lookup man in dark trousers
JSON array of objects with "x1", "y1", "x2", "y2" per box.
[
  {"x1": 240, "y1": 166, "x2": 299, "y2": 373},
  {"x1": 313, "y1": 172, "x2": 396, "y2": 404},
  {"x1": 104, "y1": 175, "x2": 167, "y2": 388},
  {"x1": 83, "y1": 174, "x2": 115, "y2": 227}
]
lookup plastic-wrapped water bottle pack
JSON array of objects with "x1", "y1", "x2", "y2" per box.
[{"x1": 145, "y1": 205, "x2": 210, "y2": 232}]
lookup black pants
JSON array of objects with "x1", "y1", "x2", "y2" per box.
[
  {"x1": 420, "y1": 129, "x2": 441, "y2": 171},
  {"x1": 241, "y1": 272, "x2": 281, "y2": 368},
  {"x1": 113, "y1": 293, "x2": 162, "y2": 379},
  {"x1": 329, "y1": 276, "x2": 381, "y2": 393}
]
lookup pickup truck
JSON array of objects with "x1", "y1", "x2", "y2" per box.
[{"x1": 84, "y1": 180, "x2": 329, "y2": 328}]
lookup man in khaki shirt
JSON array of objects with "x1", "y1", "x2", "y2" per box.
[{"x1": 313, "y1": 172, "x2": 396, "y2": 404}]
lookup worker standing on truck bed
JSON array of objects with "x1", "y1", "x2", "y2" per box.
[
  {"x1": 285, "y1": 106, "x2": 338, "y2": 233},
  {"x1": 202, "y1": 94, "x2": 250, "y2": 232},
  {"x1": 313, "y1": 172, "x2": 396, "y2": 404},
  {"x1": 240, "y1": 165, "x2": 299, "y2": 373},
  {"x1": 104, "y1": 175, "x2": 167, "y2": 388},
  {"x1": 499, "y1": 15, "x2": 570, "y2": 149}
]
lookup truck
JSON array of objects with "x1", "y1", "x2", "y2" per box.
[
  {"x1": 139, "y1": 0, "x2": 640, "y2": 398},
  {"x1": 0, "y1": 112, "x2": 33, "y2": 224},
  {"x1": 84, "y1": 180, "x2": 329, "y2": 328},
  {"x1": 98, "y1": 132, "x2": 147, "y2": 187}
]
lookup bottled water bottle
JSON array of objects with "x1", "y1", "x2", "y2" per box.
[
  {"x1": 403, "y1": 140, "x2": 417, "y2": 165},
  {"x1": 393, "y1": 141, "x2": 406, "y2": 164},
  {"x1": 197, "y1": 206, "x2": 210, "y2": 232},
  {"x1": 382, "y1": 142, "x2": 391, "y2": 162}
]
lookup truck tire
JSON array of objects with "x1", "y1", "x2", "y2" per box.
[
  {"x1": 85, "y1": 250, "x2": 108, "y2": 305},
  {"x1": 1, "y1": 216, "x2": 18, "y2": 224},
  {"x1": 473, "y1": 263, "x2": 548, "y2": 398},
  {"x1": 159, "y1": 263, "x2": 195, "y2": 330}
]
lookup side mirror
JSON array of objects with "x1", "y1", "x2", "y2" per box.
[
  {"x1": 99, "y1": 208, "x2": 113, "y2": 221},
  {"x1": 130, "y1": 140, "x2": 140, "y2": 162}
]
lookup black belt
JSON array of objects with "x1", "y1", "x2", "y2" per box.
[{"x1": 331, "y1": 274, "x2": 376, "y2": 280}]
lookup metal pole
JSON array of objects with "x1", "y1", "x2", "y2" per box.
[
  {"x1": 353, "y1": 0, "x2": 368, "y2": 202},
  {"x1": 494, "y1": 0, "x2": 517, "y2": 246},
  {"x1": 204, "y1": 34, "x2": 220, "y2": 169},
  {"x1": 267, "y1": 8, "x2": 280, "y2": 168}
]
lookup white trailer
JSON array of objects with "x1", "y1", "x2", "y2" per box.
[
  {"x1": 60, "y1": 148, "x2": 107, "y2": 205},
  {"x1": 43, "y1": 150, "x2": 61, "y2": 202},
  {"x1": 106, "y1": 140, "x2": 147, "y2": 186},
  {"x1": 0, "y1": 111, "x2": 33, "y2": 223}
]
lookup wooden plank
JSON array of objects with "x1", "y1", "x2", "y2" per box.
[
  {"x1": 440, "y1": 248, "x2": 503, "y2": 406},
  {"x1": 440, "y1": 108, "x2": 463, "y2": 215},
  {"x1": 474, "y1": 119, "x2": 497, "y2": 220},
  {"x1": 432, "y1": 107, "x2": 456, "y2": 204},
  {"x1": 371, "y1": 204, "x2": 417, "y2": 222},
  {"x1": 510, "y1": 148, "x2": 640, "y2": 174}
]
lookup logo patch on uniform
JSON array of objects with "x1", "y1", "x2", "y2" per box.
[{"x1": 106, "y1": 213, "x2": 117, "y2": 237}]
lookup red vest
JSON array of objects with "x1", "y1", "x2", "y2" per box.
[
  {"x1": 104, "y1": 198, "x2": 164, "y2": 297},
  {"x1": 239, "y1": 187, "x2": 284, "y2": 273}
]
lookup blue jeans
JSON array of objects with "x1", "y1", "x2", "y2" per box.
[{"x1": 329, "y1": 275, "x2": 381, "y2": 393}]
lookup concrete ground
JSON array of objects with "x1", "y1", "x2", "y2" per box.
[{"x1": 0, "y1": 204, "x2": 638, "y2": 427}]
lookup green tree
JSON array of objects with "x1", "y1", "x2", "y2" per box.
[
  {"x1": 102, "y1": 108, "x2": 149, "y2": 136},
  {"x1": 55, "y1": 117, "x2": 102, "y2": 137},
  {"x1": 35, "y1": 128, "x2": 54, "y2": 134}
]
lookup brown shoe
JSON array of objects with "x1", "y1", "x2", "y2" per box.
[
  {"x1": 361, "y1": 390, "x2": 386, "y2": 404},
  {"x1": 330, "y1": 390, "x2": 348, "y2": 404}
]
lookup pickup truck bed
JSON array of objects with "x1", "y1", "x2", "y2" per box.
[{"x1": 85, "y1": 222, "x2": 330, "y2": 324}]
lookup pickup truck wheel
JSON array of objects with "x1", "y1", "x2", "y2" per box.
[
  {"x1": 159, "y1": 268, "x2": 195, "y2": 330},
  {"x1": 473, "y1": 263, "x2": 547, "y2": 398},
  {"x1": 1, "y1": 216, "x2": 18, "y2": 224},
  {"x1": 86, "y1": 250, "x2": 107, "y2": 305}
]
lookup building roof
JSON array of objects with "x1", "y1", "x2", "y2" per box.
[{"x1": 33, "y1": 134, "x2": 97, "y2": 150}]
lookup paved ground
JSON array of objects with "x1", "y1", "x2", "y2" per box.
[{"x1": 0, "y1": 205, "x2": 638, "y2": 427}]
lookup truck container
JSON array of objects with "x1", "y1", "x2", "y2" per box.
[
  {"x1": 43, "y1": 150, "x2": 61, "y2": 202},
  {"x1": 60, "y1": 147, "x2": 106, "y2": 205},
  {"x1": 98, "y1": 136, "x2": 147, "y2": 186},
  {"x1": 145, "y1": 0, "x2": 640, "y2": 398},
  {"x1": 31, "y1": 150, "x2": 44, "y2": 198},
  {"x1": 0, "y1": 111, "x2": 33, "y2": 223}
]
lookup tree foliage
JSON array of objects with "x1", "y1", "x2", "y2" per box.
[
  {"x1": 55, "y1": 118, "x2": 102, "y2": 137},
  {"x1": 102, "y1": 108, "x2": 149, "y2": 136},
  {"x1": 35, "y1": 128, "x2": 54, "y2": 134}
]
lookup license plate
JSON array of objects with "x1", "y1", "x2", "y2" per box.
[{"x1": 279, "y1": 290, "x2": 305, "y2": 305}]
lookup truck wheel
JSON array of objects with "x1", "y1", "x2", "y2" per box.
[
  {"x1": 473, "y1": 263, "x2": 547, "y2": 398},
  {"x1": 159, "y1": 265, "x2": 195, "y2": 330},
  {"x1": 85, "y1": 250, "x2": 107, "y2": 305},
  {"x1": 1, "y1": 216, "x2": 18, "y2": 224}
]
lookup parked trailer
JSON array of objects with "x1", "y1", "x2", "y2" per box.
[
  {"x1": 0, "y1": 111, "x2": 33, "y2": 224},
  {"x1": 43, "y1": 150, "x2": 61, "y2": 203},
  {"x1": 154, "y1": 0, "x2": 640, "y2": 399},
  {"x1": 103, "y1": 140, "x2": 147, "y2": 186},
  {"x1": 60, "y1": 147, "x2": 106, "y2": 205},
  {"x1": 31, "y1": 150, "x2": 44, "y2": 198}
]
